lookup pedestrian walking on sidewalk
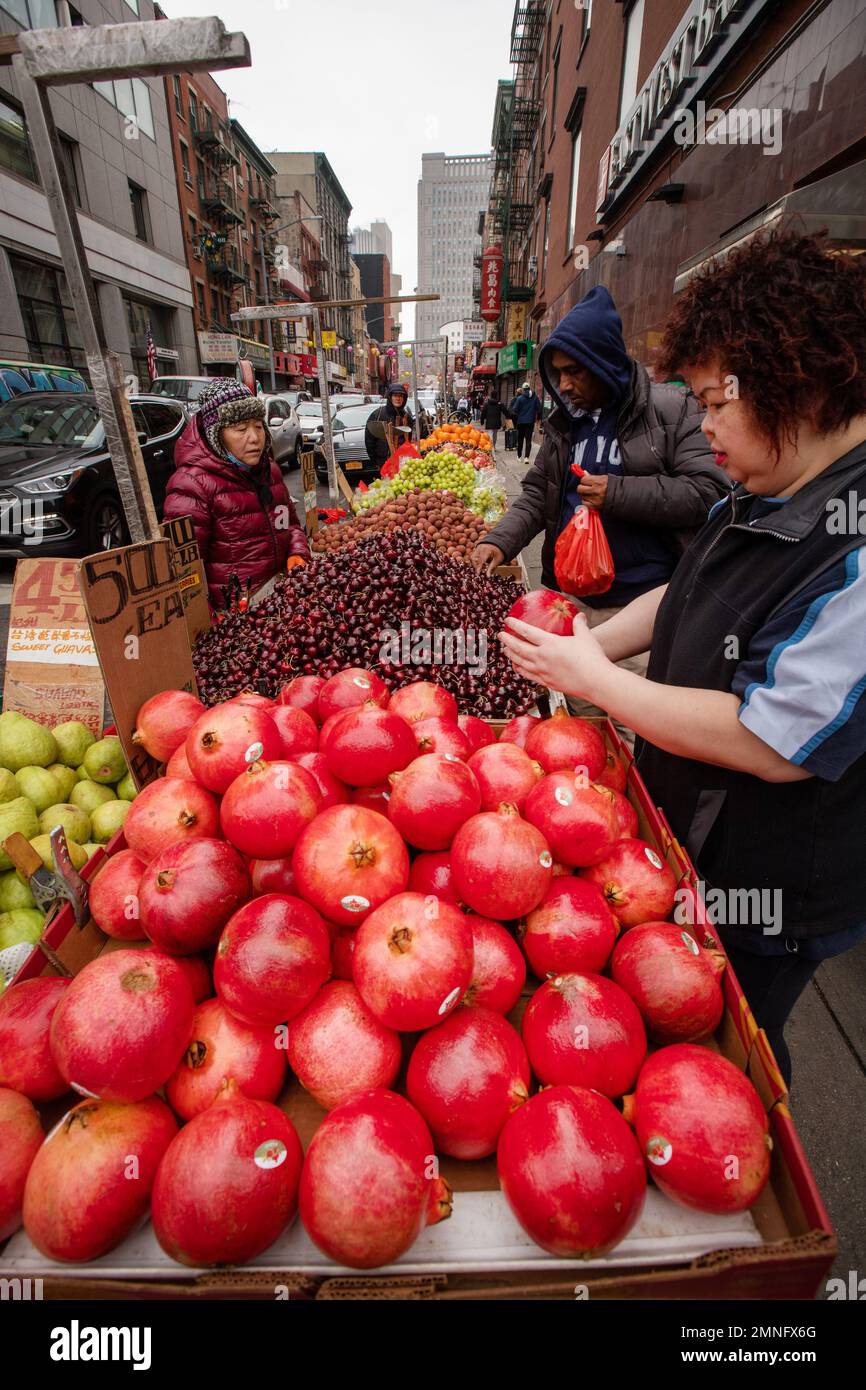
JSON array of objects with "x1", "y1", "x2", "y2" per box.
[
  {"x1": 507, "y1": 381, "x2": 542, "y2": 459},
  {"x1": 480, "y1": 391, "x2": 505, "y2": 450},
  {"x1": 163, "y1": 378, "x2": 309, "y2": 609},
  {"x1": 500, "y1": 228, "x2": 866, "y2": 1087}
]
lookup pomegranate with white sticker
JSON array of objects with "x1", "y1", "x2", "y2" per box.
[
  {"x1": 185, "y1": 703, "x2": 283, "y2": 794},
  {"x1": 291, "y1": 804, "x2": 409, "y2": 928},
  {"x1": 523, "y1": 772, "x2": 618, "y2": 867},
  {"x1": 352, "y1": 891, "x2": 474, "y2": 1031},
  {"x1": 611, "y1": 922, "x2": 726, "y2": 1043},
  {"x1": 451, "y1": 806, "x2": 553, "y2": 919},
  {"x1": 581, "y1": 838, "x2": 678, "y2": 928}
]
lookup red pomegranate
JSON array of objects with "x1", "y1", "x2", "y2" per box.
[
  {"x1": 407, "y1": 1007, "x2": 529, "y2": 1159},
  {"x1": 165, "y1": 742, "x2": 197, "y2": 781},
  {"x1": 388, "y1": 680, "x2": 458, "y2": 725},
  {"x1": 287, "y1": 980, "x2": 401, "y2": 1109},
  {"x1": 604, "y1": 785, "x2": 639, "y2": 839},
  {"x1": 451, "y1": 807, "x2": 553, "y2": 919},
  {"x1": 582, "y1": 838, "x2": 678, "y2": 928},
  {"x1": 132, "y1": 689, "x2": 205, "y2": 763},
  {"x1": 50, "y1": 949, "x2": 194, "y2": 1103},
  {"x1": 299, "y1": 1089, "x2": 452, "y2": 1268},
  {"x1": 520, "y1": 878, "x2": 618, "y2": 979},
  {"x1": 463, "y1": 915, "x2": 526, "y2": 1013},
  {"x1": 457, "y1": 714, "x2": 497, "y2": 753},
  {"x1": 331, "y1": 928, "x2": 357, "y2": 980},
  {"x1": 292, "y1": 805, "x2": 409, "y2": 927},
  {"x1": 467, "y1": 742, "x2": 542, "y2": 813},
  {"x1": 271, "y1": 704, "x2": 319, "y2": 758},
  {"x1": 506, "y1": 590, "x2": 580, "y2": 636},
  {"x1": 0, "y1": 1088, "x2": 42, "y2": 1241},
  {"x1": 290, "y1": 751, "x2": 349, "y2": 809},
  {"x1": 123, "y1": 777, "x2": 220, "y2": 863},
  {"x1": 0, "y1": 978, "x2": 71, "y2": 1101},
  {"x1": 412, "y1": 717, "x2": 471, "y2": 760},
  {"x1": 215, "y1": 894, "x2": 331, "y2": 1029},
  {"x1": 317, "y1": 667, "x2": 390, "y2": 723},
  {"x1": 185, "y1": 703, "x2": 283, "y2": 794},
  {"x1": 498, "y1": 1086, "x2": 646, "y2": 1256},
  {"x1": 351, "y1": 782, "x2": 393, "y2": 813},
  {"x1": 388, "y1": 754, "x2": 481, "y2": 850},
  {"x1": 277, "y1": 674, "x2": 325, "y2": 720},
  {"x1": 152, "y1": 1079, "x2": 303, "y2": 1267},
  {"x1": 498, "y1": 713, "x2": 541, "y2": 748},
  {"x1": 220, "y1": 759, "x2": 320, "y2": 859},
  {"x1": 622, "y1": 1044, "x2": 771, "y2": 1213},
  {"x1": 23, "y1": 1096, "x2": 177, "y2": 1261},
  {"x1": 165, "y1": 997, "x2": 286, "y2": 1120},
  {"x1": 90, "y1": 848, "x2": 148, "y2": 941},
  {"x1": 611, "y1": 923, "x2": 726, "y2": 1043},
  {"x1": 523, "y1": 772, "x2": 618, "y2": 867},
  {"x1": 320, "y1": 707, "x2": 417, "y2": 788},
  {"x1": 352, "y1": 892, "x2": 473, "y2": 1030},
  {"x1": 143, "y1": 946, "x2": 211, "y2": 1003},
  {"x1": 524, "y1": 710, "x2": 607, "y2": 779},
  {"x1": 521, "y1": 972, "x2": 646, "y2": 1097},
  {"x1": 407, "y1": 850, "x2": 461, "y2": 906},
  {"x1": 139, "y1": 838, "x2": 250, "y2": 955},
  {"x1": 597, "y1": 748, "x2": 628, "y2": 794},
  {"x1": 226, "y1": 693, "x2": 276, "y2": 714},
  {"x1": 250, "y1": 857, "x2": 297, "y2": 896}
]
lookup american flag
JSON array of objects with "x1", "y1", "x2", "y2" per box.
[{"x1": 145, "y1": 321, "x2": 157, "y2": 381}]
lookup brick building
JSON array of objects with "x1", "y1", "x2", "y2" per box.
[{"x1": 489, "y1": 0, "x2": 866, "y2": 389}]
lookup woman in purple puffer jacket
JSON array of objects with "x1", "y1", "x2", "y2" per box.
[{"x1": 162, "y1": 378, "x2": 310, "y2": 607}]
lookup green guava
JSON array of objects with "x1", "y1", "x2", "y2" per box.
[
  {"x1": 0, "y1": 712, "x2": 59, "y2": 771},
  {"x1": 38, "y1": 804, "x2": 91, "y2": 845},
  {"x1": 51, "y1": 720, "x2": 96, "y2": 769},
  {"x1": 82, "y1": 737, "x2": 126, "y2": 785},
  {"x1": 90, "y1": 799, "x2": 131, "y2": 843}
]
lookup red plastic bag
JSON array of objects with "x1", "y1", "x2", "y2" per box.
[
  {"x1": 381, "y1": 442, "x2": 420, "y2": 479},
  {"x1": 554, "y1": 465, "x2": 615, "y2": 597}
]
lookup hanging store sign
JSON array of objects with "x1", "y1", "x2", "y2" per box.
[
  {"x1": 198, "y1": 331, "x2": 238, "y2": 364},
  {"x1": 497, "y1": 340, "x2": 534, "y2": 375},
  {"x1": 597, "y1": 0, "x2": 773, "y2": 217},
  {"x1": 480, "y1": 245, "x2": 505, "y2": 323}
]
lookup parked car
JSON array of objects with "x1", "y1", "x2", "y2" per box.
[
  {"x1": 297, "y1": 401, "x2": 332, "y2": 451},
  {"x1": 0, "y1": 361, "x2": 88, "y2": 403},
  {"x1": 329, "y1": 392, "x2": 377, "y2": 409},
  {"x1": 150, "y1": 376, "x2": 213, "y2": 408},
  {"x1": 280, "y1": 389, "x2": 314, "y2": 409},
  {"x1": 261, "y1": 394, "x2": 303, "y2": 468},
  {"x1": 314, "y1": 401, "x2": 383, "y2": 482},
  {"x1": 0, "y1": 391, "x2": 186, "y2": 557}
]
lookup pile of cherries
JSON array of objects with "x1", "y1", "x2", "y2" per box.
[{"x1": 193, "y1": 531, "x2": 541, "y2": 717}]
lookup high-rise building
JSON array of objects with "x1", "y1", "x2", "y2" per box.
[
  {"x1": 350, "y1": 220, "x2": 393, "y2": 263},
  {"x1": 0, "y1": 0, "x2": 197, "y2": 388},
  {"x1": 416, "y1": 152, "x2": 492, "y2": 346}
]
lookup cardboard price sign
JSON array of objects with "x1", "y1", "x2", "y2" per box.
[
  {"x1": 300, "y1": 448, "x2": 318, "y2": 537},
  {"x1": 161, "y1": 515, "x2": 210, "y2": 642},
  {"x1": 78, "y1": 540, "x2": 197, "y2": 790},
  {"x1": 3, "y1": 558, "x2": 104, "y2": 734}
]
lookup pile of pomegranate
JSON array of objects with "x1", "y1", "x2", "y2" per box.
[
  {"x1": 0, "y1": 683, "x2": 773, "y2": 1274},
  {"x1": 193, "y1": 529, "x2": 540, "y2": 717}
]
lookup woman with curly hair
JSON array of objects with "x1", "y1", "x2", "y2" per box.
[{"x1": 501, "y1": 228, "x2": 866, "y2": 1087}]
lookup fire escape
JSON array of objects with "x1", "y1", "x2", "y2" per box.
[{"x1": 500, "y1": 1, "x2": 544, "y2": 310}]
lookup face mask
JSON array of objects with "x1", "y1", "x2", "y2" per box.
[{"x1": 226, "y1": 450, "x2": 253, "y2": 469}]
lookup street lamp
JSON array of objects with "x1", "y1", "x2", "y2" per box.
[{"x1": 259, "y1": 214, "x2": 324, "y2": 392}]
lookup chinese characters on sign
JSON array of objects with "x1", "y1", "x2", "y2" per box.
[{"x1": 480, "y1": 245, "x2": 505, "y2": 323}]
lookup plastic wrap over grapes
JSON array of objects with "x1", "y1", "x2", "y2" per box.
[
  {"x1": 354, "y1": 451, "x2": 507, "y2": 522},
  {"x1": 193, "y1": 531, "x2": 542, "y2": 717}
]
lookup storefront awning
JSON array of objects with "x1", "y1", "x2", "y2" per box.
[
  {"x1": 472, "y1": 364, "x2": 497, "y2": 377},
  {"x1": 674, "y1": 160, "x2": 866, "y2": 294}
]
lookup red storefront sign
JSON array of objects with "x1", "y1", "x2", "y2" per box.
[
  {"x1": 298, "y1": 353, "x2": 318, "y2": 376},
  {"x1": 480, "y1": 245, "x2": 505, "y2": 323},
  {"x1": 274, "y1": 353, "x2": 301, "y2": 376}
]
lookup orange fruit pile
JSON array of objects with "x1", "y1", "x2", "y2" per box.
[{"x1": 420, "y1": 424, "x2": 493, "y2": 452}]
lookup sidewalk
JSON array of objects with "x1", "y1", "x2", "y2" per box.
[{"x1": 492, "y1": 436, "x2": 866, "y2": 1289}]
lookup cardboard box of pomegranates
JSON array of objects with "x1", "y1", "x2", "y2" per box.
[{"x1": 1, "y1": 716, "x2": 835, "y2": 1302}]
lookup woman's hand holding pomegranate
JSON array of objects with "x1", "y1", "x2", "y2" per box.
[{"x1": 500, "y1": 613, "x2": 609, "y2": 700}]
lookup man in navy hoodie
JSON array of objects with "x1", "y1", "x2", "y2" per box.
[{"x1": 475, "y1": 287, "x2": 727, "y2": 708}]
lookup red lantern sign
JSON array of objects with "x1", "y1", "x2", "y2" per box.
[{"x1": 480, "y1": 245, "x2": 505, "y2": 323}]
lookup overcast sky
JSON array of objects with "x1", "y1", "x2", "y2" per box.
[{"x1": 167, "y1": 0, "x2": 514, "y2": 337}]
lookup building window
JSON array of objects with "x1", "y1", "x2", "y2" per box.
[
  {"x1": 93, "y1": 77, "x2": 154, "y2": 140},
  {"x1": 128, "y1": 180, "x2": 150, "y2": 243},
  {"x1": 188, "y1": 213, "x2": 199, "y2": 256},
  {"x1": 551, "y1": 32, "x2": 561, "y2": 137},
  {"x1": 179, "y1": 137, "x2": 191, "y2": 186},
  {"x1": 195, "y1": 280, "x2": 206, "y2": 324},
  {"x1": 567, "y1": 130, "x2": 582, "y2": 252},
  {"x1": 124, "y1": 297, "x2": 172, "y2": 392},
  {"x1": 0, "y1": 0, "x2": 56, "y2": 26},
  {"x1": 188, "y1": 92, "x2": 198, "y2": 131},
  {"x1": 172, "y1": 75, "x2": 183, "y2": 118},
  {"x1": 618, "y1": 0, "x2": 645, "y2": 125},
  {"x1": 0, "y1": 95, "x2": 37, "y2": 181},
  {"x1": 58, "y1": 133, "x2": 83, "y2": 209},
  {"x1": 9, "y1": 252, "x2": 85, "y2": 370}
]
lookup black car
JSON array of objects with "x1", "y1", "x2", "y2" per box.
[{"x1": 0, "y1": 392, "x2": 186, "y2": 556}]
